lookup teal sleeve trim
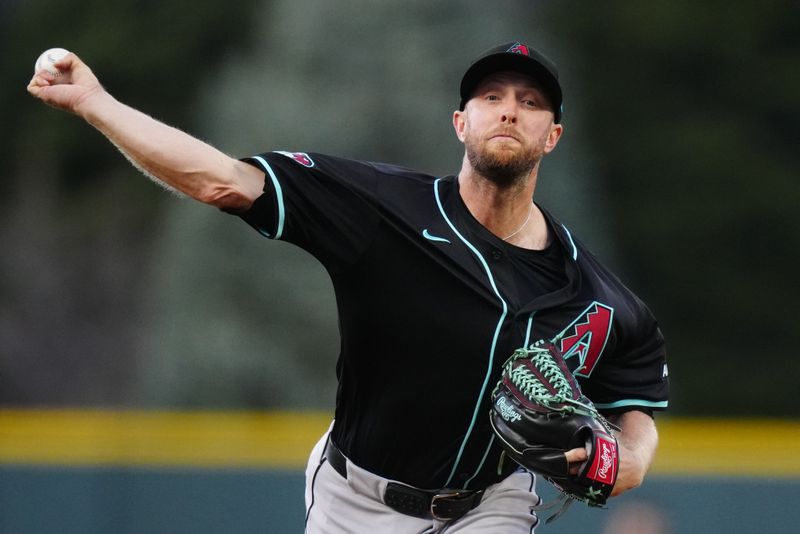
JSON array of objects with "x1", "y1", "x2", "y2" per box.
[
  {"x1": 561, "y1": 224, "x2": 578, "y2": 261},
  {"x1": 251, "y1": 156, "x2": 286, "y2": 240},
  {"x1": 594, "y1": 399, "x2": 669, "y2": 410}
]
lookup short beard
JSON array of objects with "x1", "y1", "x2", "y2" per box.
[{"x1": 465, "y1": 137, "x2": 544, "y2": 188}]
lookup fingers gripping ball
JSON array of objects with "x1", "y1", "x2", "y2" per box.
[
  {"x1": 489, "y1": 341, "x2": 619, "y2": 518},
  {"x1": 35, "y1": 48, "x2": 70, "y2": 75}
]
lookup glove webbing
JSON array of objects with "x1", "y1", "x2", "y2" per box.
[{"x1": 505, "y1": 346, "x2": 598, "y2": 417}]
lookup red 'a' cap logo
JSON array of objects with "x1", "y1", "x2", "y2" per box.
[{"x1": 507, "y1": 43, "x2": 530, "y2": 56}]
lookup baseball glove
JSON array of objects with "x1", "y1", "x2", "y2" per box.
[{"x1": 489, "y1": 340, "x2": 619, "y2": 521}]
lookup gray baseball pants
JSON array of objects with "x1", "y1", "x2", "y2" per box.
[{"x1": 304, "y1": 428, "x2": 540, "y2": 533}]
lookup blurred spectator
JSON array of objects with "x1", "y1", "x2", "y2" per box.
[{"x1": 602, "y1": 500, "x2": 671, "y2": 534}]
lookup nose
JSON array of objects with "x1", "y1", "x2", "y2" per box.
[{"x1": 500, "y1": 105, "x2": 517, "y2": 124}]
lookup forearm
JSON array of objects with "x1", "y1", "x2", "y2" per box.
[
  {"x1": 608, "y1": 410, "x2": 658, "y2": 496},
  {"x1": 78, "y1": 91, "x2": 263, "y2": 210}
]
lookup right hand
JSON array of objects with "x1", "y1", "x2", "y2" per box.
[{"x1": 27, "y1": 52, "x2": 105, "y2": 116}]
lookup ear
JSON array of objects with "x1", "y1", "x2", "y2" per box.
[
  {"x1": 453, "y1": 109, "x2": 467, "y2": 143},
  {"x1": 543, "y1": 123, "x2": 564, "y2": 155}
]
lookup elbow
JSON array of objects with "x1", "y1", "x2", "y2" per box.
[
  {"x1": 198, "y1": 183, "x2": 255, "y2": 211},
  {"x1": 196, "y1": 160, "x2": 264, "y2": 211}
]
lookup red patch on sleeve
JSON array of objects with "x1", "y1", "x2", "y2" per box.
[{"x1": 276, "y1": 151, "x2": 315, "y2": 168}]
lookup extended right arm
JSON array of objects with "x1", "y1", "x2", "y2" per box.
[{"x1": 27, "y1": 52, "x2": 264, "y2": 211}]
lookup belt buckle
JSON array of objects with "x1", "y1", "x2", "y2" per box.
[{"x1": 430, "y1": 491, "x2": 480, "y2": 521}]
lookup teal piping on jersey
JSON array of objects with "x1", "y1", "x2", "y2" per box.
[
  {"x1": 595, "y1": 399, "x2": 669, "y2": 410},
  {"x1": 463, "y1": 434, "x2": 496, "y2": 490},
  {"x1": 455, "y1": 315, "x2": 535, "y2": 489},
  {"x1": 561, "y1": 224, "x2": 578, "y2": 261},
  {"x1": 523, "y1": 312, "x2": 537, "y2": 347},
  {"x1": 433, "y1": 178, "x2": 508, "y2": 488},
  {"x1": 251, "y1": 156, "x2": 286, "y2": 240}
]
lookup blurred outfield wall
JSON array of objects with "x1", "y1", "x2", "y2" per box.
[
  {"x1": 1, "y1": 410, "x2": 798, "y2": 534},
  {"x1": 2, "y1": 2, "x2": 797, "y2": 532}
]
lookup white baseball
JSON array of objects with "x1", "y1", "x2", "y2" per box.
[{"x1": 34, "y1": 47, "x2": 70, "y2": 75}]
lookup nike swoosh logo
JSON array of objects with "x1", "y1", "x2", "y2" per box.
[{"x1": 422, "y1": 229, "x2": 451, "y2": 244}]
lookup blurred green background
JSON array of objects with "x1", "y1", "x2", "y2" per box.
[
  {"x1": 2, "y1": 1, "x2": 799, "y2": 533},
  {"x1": 2, "y1": 0, "x2": 797, "y2": 415}
]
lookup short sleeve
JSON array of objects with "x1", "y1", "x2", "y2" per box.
[{"x1": 234, "y1": 151, "x2": 381, "y2": 272}]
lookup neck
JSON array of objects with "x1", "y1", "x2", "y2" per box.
[
  {"x1": 457, "y1": 156, "x2": 550, "y2": 249},
  {"x1": 458, "y1": 155, "x2": 545, "y2": 245}
]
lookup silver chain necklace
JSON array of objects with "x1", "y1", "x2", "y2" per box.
[{"x1": 502, "y1": 202, "x2": 534, "y2": 241}]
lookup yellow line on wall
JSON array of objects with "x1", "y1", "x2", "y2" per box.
[
  {"x1": 0, "y1": 410, "x2": 798, "y2": 478},
  {"x1": 0, "y1": 409, "x2": 332, "y2": 469},
  {"x1": 650, "y1": 418, "x2": 800, "y2": 478}
]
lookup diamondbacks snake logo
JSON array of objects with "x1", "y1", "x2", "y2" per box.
[{"x1": 558, "y1": 302, "x2": 614, "y2": 378}]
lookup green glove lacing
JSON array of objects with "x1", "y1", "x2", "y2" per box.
[{"x1": 505, "y1": 346, "x2": 598, "y2": 416}]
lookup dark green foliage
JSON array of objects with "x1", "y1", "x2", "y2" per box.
[
  {"x1": 0, "y1": 0, "x2": 259, "y2": 405},
  {"x1": 548, "y1": 0, "x2": 799, "y2": 415},
  {"x1": 1, "y1": 0, "x2": 795, "y2": 415}
]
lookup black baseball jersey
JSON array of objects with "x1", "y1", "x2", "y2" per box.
[{"x1": 233, "y1": 151, "x2": 669, "y2": 491}]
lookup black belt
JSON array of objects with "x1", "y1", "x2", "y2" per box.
[{"x1": 323, "y1": 438, "x2": 484, "y2": 521}]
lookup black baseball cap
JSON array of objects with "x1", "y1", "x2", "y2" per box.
[{"x1": 459, "y1": 42, "x2": 563, "y2": 123}]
